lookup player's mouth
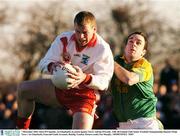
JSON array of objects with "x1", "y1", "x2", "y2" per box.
[
  {"x1": 79, "y1": 39, "x2": 87, "y2": 45},
  {"x1": 130, "y1": 48, "x2": 136, "y2": 52}
]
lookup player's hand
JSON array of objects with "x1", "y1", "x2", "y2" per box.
[
  {"x1": 48, "y1": 62, "x2": 65, "y2": 74},
  {"x1": 66, "y1": 65, "x2": 86, "y2": 88}
]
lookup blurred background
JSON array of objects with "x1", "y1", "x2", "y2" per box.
[{"x1": 0, "y1": 0, "x2": 179, "y2": 129}]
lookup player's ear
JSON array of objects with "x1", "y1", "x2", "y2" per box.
[
  {"x1": 142, "y1": 49, "x2": 146, "y2": 56},
  {"x1": 93, "y1": 26, "x2": 97, "y2": 32}
]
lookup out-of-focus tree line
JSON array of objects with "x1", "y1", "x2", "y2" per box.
[
  {"x1": 12, "y1": 2, "x2": 69, "y2": 80},
  {"x1": 0, "y1": 0, "x2": 179, "y2": 129},
  {"x1": 0, "y1": 0, "x2": 180, "y2": 80},
  {"x1": 0, "y1": 0, "x2": 179, "y2": 81}
]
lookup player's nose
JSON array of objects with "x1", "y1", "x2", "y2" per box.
[{"x1": 79, "y1": 33, "x2": 85, "y2": 39}]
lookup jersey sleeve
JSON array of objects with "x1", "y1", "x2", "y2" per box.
[
  {"x1": 86, "y1": 45, "x2": 114, "y2": 91},
  {"x1": 38, "y1": 35, "x2": 63, "y2": 74},
  {"x1": 132, "y1": 59, "x2": 152, "y2": 82}
]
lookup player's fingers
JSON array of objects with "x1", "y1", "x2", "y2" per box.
[
  {"x1": 67, "y1": 70, "x2": 78, "y2": 76},
  {"x1": 71, "y1": 82, "x2": 79, "y2": 88},
  {"x1": 66, "y1": 73, "x2": 79, "y2": 80},
  {"x1": 67, "y1": 82, "x2": 77, "y2": 89},
  {"x1": 67, "y1": 79, "x2": 80, "y2": 88},
  {"x1": 72, "y1": 65, "x2": 81, "y2": 72}
]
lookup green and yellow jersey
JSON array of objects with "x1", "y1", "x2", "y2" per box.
[{"x1": 111, "y1": 55, "x2": 157, "y2": 122}]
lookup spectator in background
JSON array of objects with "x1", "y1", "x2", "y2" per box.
[
  {"x1": 0, "y1": 102, "x2": 6, "y2": 120},
  {"x1": 0, "y1": 92, "x2": 17, "y2": 129},
  {"x1": 159, "y1": 59, "x2": 179, "y2": 93},
  {"x1": 156, "y1": 85, "x2": 170, "y2": 128}
]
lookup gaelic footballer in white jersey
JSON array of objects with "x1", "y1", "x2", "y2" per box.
[{"x1": 38, "y1": 31, "x2": 114, "y2": 91}]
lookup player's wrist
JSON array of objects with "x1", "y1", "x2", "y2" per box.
[{"x1": 82, "y1": 74, "x2": 92, "y2": 85}]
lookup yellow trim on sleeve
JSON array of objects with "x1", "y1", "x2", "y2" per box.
[{"x1": 132, "y1": 58, "x2": 152, "y2": 82}]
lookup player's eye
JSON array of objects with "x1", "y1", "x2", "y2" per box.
[
  {"x1": 136, "y1": 41, "x2": 141, "y2": 45},
  {"x1": 128, "y1": 40, "x2": 133, "y2": 43}
]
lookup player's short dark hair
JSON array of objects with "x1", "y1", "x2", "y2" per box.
[{"x1": 74, "y1": 11, "x2": 96, "y2": 28}]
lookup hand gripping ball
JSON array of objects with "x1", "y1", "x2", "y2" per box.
[{"x1": 51, "y1": 63, "x2": 76, "y2": 90}]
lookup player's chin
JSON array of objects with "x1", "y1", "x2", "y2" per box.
[{"x1": 129, "y1": 52, "x2": 136, "y2": 56}]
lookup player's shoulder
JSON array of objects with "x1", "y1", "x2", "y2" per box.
[
  {"x1": 96, "y1": 34, "x2": 111, "y2": 51},
  {"x1": 51, "y1": 31, "x2": 74, "y2": 46},
  {"x1": 56, "y1": 31, "x2": 73, "y2": 39},
  {"x1": 134, "y1": 57, "x2": 152, "y2": 68},
  {"x1": 96, "y1": 34, "x2": 109, "y2": 45}
]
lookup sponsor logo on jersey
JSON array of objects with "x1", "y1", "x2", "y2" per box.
[
  {"x1": 62, "y1": 52, "x2": 71, "y2": 63},
  {"x1": 81, "y1": 54, "x2": 90, "y2": 65}
]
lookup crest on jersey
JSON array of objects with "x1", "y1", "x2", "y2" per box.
[
  {"x1": 81, "y1": 54, "x2": 90, "y2": 65},
  {"x1": 62, "y1": 52, "x2": 71, "y2": 63}
]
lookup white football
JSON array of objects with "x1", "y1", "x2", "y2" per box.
[{"x1": 51, "y1": 63, "x2": 76, "y2": 90}]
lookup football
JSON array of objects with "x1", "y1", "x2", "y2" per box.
[{"x1": 51, "y1": 63, "x2": 76, "y2": 90}]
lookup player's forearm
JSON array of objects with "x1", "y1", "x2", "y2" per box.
[
  {"x1": 38, "y1": 35, "x2": 64, "y2": 74},
  {"x1": 114, "y1": 62, "x2": 139, "y2": 86},
  {"x1": 38, "y1": 58, "x2": 53, "y2": 74},
  {"x1": 88, "y1": 61, "x2": 114, "y2": 90}
]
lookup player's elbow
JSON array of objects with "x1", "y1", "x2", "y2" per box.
[
  {"x1": 89, "y1": 84, "x2": 107, "y2": 91},
  {"x1": 125, "y1": 73, "x2": 139, "y2": 86},
  {"x1": 98, "y1": 83, "x2": 108, "y2": 91},
  {"x1": 126, "y1": 78, "x2": 136, "y2": 86},
  {"x1": 95, "y1": 81, "x2": 109, "y2": 91}
]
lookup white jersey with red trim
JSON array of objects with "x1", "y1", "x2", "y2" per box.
[{"x1": 38, "y1": 31, "x2": 114, "y2": 91}]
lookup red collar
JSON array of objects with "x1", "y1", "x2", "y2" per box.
[{"x1": 70, "y1": 33, "x2": 97, "y2": 52}]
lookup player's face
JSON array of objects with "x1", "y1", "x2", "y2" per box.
[
  {"x1": 125, "y1": 34, "x2": 146, "y2": 61},
  {"x1": 74, "y1": 23, "x2": 96, "y2": 46}
]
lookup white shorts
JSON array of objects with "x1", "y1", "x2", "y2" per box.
[{"x1": 118, "y1": 117, "x2": 163, "y2": 129}]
